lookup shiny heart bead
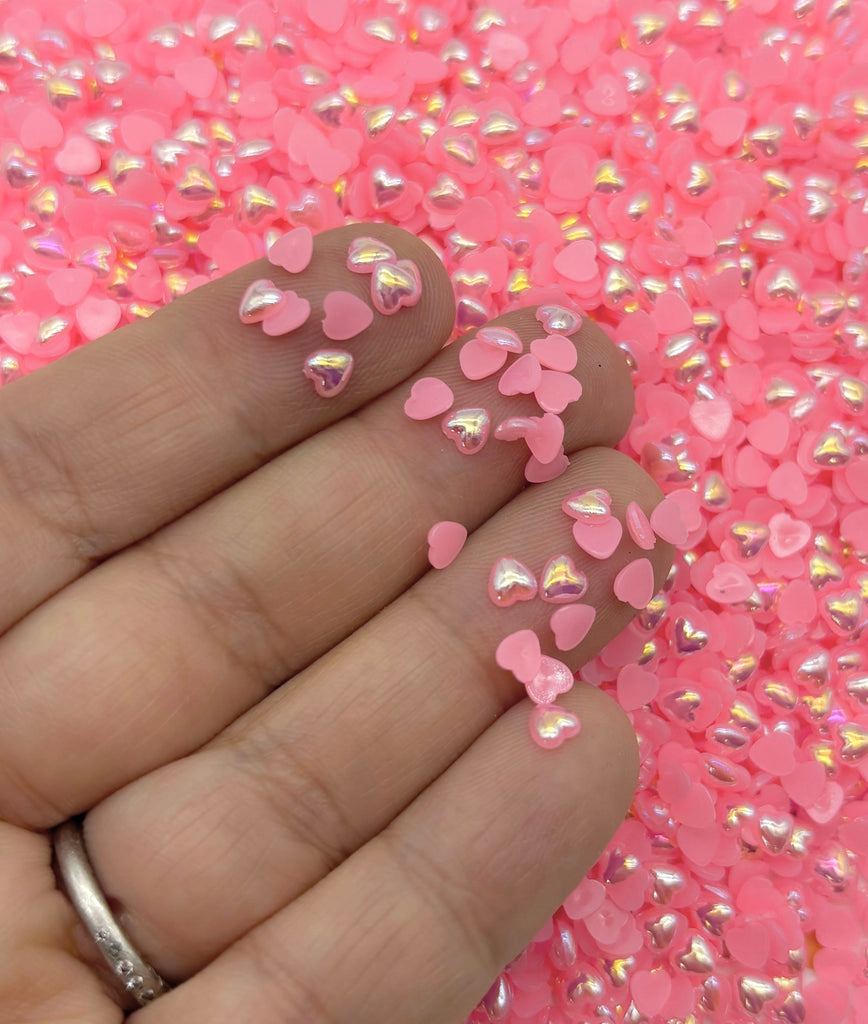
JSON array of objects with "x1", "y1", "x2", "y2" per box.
[
  {"x1": 441, "y1": 408, "x2": 490, "y2": 455},
  {"x1": 488, "y1": 556, "x2": 537, "y2": 606},
  {"x1": 526, "y1": 656, "x2": 575, "y2": 705},
  {"x1": 371, "y1": 259, "x2": 422, "y2": 315},
  {"x1": 346, "y1": 236, "x2": 397, "y2": 273},
  {"x1": 530, "y1": 704, "x2": 582, "y2": 750},
  {"x1": 535, "y1": 304, "x2": 583, "y2": 335},
  {"x1": 302, "y1": 350, "x2": 353, "y2": 398},
  {"x1": 562, "y1": 488, "x2": 612, "y2": 522},
  {"x1": 238, "y1": 278, "x2": 285, "y2": 324},
  {"x1": 540, "y1": 554, "x2": 588, "y2": 603}
]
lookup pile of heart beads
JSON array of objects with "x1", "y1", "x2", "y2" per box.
[{"x1": 238, "y1": 230, "x2": 421, "y2": 396}]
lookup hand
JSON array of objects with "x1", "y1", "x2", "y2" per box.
[{"x1": 0, "y1": 224, "x2": 671, "y2": 1023}]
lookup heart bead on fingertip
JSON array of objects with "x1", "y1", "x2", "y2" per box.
[
  {"x1": 530, "y1": 704, "x2": 582, "y2": 749},
  {"x1": 238, "y1": 278, "x2": 285, "y2": 324},
  {"x1": 302, "y1": 350, "x2": 353, "y2": 397}
]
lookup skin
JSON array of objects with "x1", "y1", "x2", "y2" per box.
[{"x1": 0, "y1": 224, "x2": 672, "y2": 1024}]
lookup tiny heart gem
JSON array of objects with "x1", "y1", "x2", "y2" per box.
[
  {"x1": 261, "y1": 291, "x2": 311, "y2": 336},
  {"x1": 540, "y1": 555, "x2": 587, "y2": 603},
  {"x1": 572, "y1": 517, "x2": 623, "y2": 559},
  {"x1": 302, "y1": 350, "x2": 353, "y2": 397},
  {"x1": 371, "y1": 259, "x2": 422, "y2": 315},
  {"x1": 346, "y1": 236, "x2": 397, "y2": 273},
  {"x1": 530, "y1": 704, "x2": 582, "y2": 750},
  {"x1": 536, "y1": 304, "x2": 582, "y2": 335},
  {"x1": 488, "y1": 556, "x2": 537, "y2": 606},
  {"x1": 427, "y1": 521, "x2": 467, "y2": 569},
  {"x1": 321, "y1": 290, "x2": 374, "y2": 341},
  {"x1": 238, "y1": 278, "x2": 285, "y2": 324},
  {"x1": 268, "y1": 226, "x2": 313, "y2": 274},
  {"x1": 499, "y1": 353, "x2": 543, "y2": 396},
  {"x1": 495, "y1": 629, "x2": 542, "y2": 684},
  {"x1": 613, "y1": 558, "x2": 655, "y2": 609},
  {"x1": 530, "y1": 334, "x2": 578, "y2": 372},
  {"x1": 477, "y1": 325, "x2": 523, "y2": 353},
  {"x1": 526, "y1": 655, "x2": 575, "y2": 704},
  {"x1": 404, "y1": 377, "x2": 454, "y2": 420},
  {"x1": 550, "y1": 604, "x2": 596, "y2": 651},
  {"x1": 441, "y1": 408, "x2": 490, "y2": 455}
]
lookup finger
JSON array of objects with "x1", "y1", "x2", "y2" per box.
[
  {"x1": 130, "y1": 683, "x2": 638, "y2": 1024},
  {"x1": 0, "y1": 223, "x2": 454, "y2": 634},
  {"x1": 83, "y1": 450, "x2": 669, "y2": 978},
  {"x1": 0, "y1": 307, "x2": 633, "y2": 827}
]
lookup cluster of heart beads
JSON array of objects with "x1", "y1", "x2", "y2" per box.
[{"x1": 237, "y1": 231, "x2": 422, "y2": 398}]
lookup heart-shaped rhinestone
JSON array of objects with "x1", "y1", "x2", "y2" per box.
[
  {"x1": 346, "y1": 236, "x2": 397, "y2": 273},
  {"x1": 441, "y1": 408, "x2": 490, "y2": 455},
  {"x1": 302, "y1": 350, "x2": 353, "y2": 398},
  {"x1": 238, "y1": 278, "x2": 285, "y2": 324},
  {"x1": 488, "y1": 556, "x2": 537, "y2": 606},
  {"x1": 371, "y1": 259, "x2": 422, "y2": 315},
  {"x1": 540, "y1": 554, "x2": 588, "y2": 603},
  {"x1": 562, "y1": 488, "x2": 612, "y2": 522},
  {"x1": 535, "y1": 304, "x2": 583, "y2": 335},
  {"x1": 530, "y1": 704, "x2": 582, "y2": 750}
]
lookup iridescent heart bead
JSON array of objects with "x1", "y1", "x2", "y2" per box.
[
  {"x1": 371, "y1": 259, "x2": 422, "y2": 315},
  {"x1": 530, "y1": 704, "x2": 582, "y2": 749},
  {"x1": 346, "y1": 236, "x2": 397, "y2": 273},
  {"x1": 477, "y1": 325, "x2": 524, "y2": 353},
  {"x1": 562, "y1": 488, "x2": 612, "y2": 523},
  {"x1": 238, "y1": 278, "x2": 285, "y2": 324},
  {"x1": 536, "y1": 304, "x2": 582, "y2": 335},
  {"x1": 540, "y1": 554, "x2": 588, "y2": 603},
  {"x1": 441, "y1": 408, "x2": 490, "y2": 455},
  {"x1": 302, "y1": 350, "x2": 353, "y2": 398},
  {"x1": 488, "y1": 556, "x2": 537, "y2": 606}
]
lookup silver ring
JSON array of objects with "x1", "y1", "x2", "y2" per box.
[{"x1": 53, "y1": 818, "x2": 170, "y2": 1008}]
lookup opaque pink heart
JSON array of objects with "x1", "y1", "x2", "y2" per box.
[
  {"x1": 499, "y1": 353, "x2": 542, "y2": 395},
  {"x1": 650, "y1": 494, "x2": 689, "y2": 545},
  {"x1": 625, "y1": 501, "x2": 655, "y2": 550},
  {"x1": 321, "y1": 290, "x2": 374, "y2": 341},
  {"x1": 524, "y1": 413, "x2": 564, "y2": 465},
  {"x1": 705, "y1": 562, "x2": 755, "y2": 603},
  {"x1": 530, "y1": 334, "x2": 578, "y2": 371},
  {"x1": 495, "y1": 629, "x2": 542, "y2": 685},
  {"x1": 768, "y1": 512, "x2": 811, "y2": 557},
  {"x1": 631, "y1": 970, "x2": 672, "y2": 1017},
  {"x1": 47, "y1": 267, "x2": 95, "y2": 306},
  {"x1": 261, "y1": 291, "x2": 311, "y2": 336},
  {"x1": 76, "y1": 296, "x2": 121, "y2": 341},
  {"x1": 404, "y1": 377, "x2": 454, "y2": 420},
  {"x1": 427, "y1": 521, "x2": 467, "y2": 569},
  {"x1": 459, "y1": 337, "x2": 508, "y2": 380},
  {"x1": 550, "y1": 604, "x2": 596, "y2": 651},
  {"x1": 553, "y1": 239, "x2": 598, "y2": 282},
  {"x1": 0, "y1": 312, "x2": 39, "y2": 353},
  {"x1": 534, "y1": 370, "x2": 582, "y2": 414},
  {"x1": 616, "y1": 663, "x2": 659, "y2": 711},
  {"x1": 613, "y1": 558, "x2": 655, "y2": 609},
  {"x1": 268, "y1": 226, "x2": 314, "y2": 274},
  {"x1": 689, "y1": 396, "x2": 732, "y2": 441},
  {"x1": 526, "y1": 655, "x2": 575, "y2": 705},
  {"x1": 572, "y1": 516, "x2": 622, "y2": 559}
]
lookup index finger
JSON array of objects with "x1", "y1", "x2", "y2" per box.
[{"x1": 0, "y1": 223, "x2": 454, "y2": 634}]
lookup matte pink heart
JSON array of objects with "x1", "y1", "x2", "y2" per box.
[
  {"x1": 495, "y1": 629, "x2": 542, "y2": 685},
  {"x1": 650, "y1": 493, "x2": 689, "y2": 545},
  {"x1": 625, "y1": 501, "x2": 655, "y2": 550},
  {"x1": 631, "y1": 970, "x2": 672, "y2": 1017},
  {"x1": 530, "y1": 704, "x2": 582, "y2": 750},
  {"x1": 525, "y1": 451, "x2": 569, "y2": 483},
  {"x1": 613, "y1": 558, "x2": 655, "y2": 609},
  {"x1": 427, "y1": 521, "x2": 467, "y2": 569},
  {"x1": 554, "y1": 239, "x2": 598, "y2": 282},
  {"x1": 0, "y1": 312, "x2": 39, "y2": 353},
  {"x1": 689, "y1": 396, "x2": 732, "y2": 442},
  {"x1": 76, "y1": 296, "x2": 121, "y2": 341},
  {"x1": 550, "y1": 604, "x2": 596, "y2": 651},
  {"x1": 267, "y1": 226, "x2": 314, "y2": 274},
  {"x1": 616, "y1": 664, "x2": 659, "y2": 711},
  {"x1": 459, "y1": 337, "x2": 508, "y2": 380},
  {"x1": 47, "y1": 267, "x2": 94, "y2": 306},
  {"x1": 321, "y1": 290, "x2": 374, "y2": 341},
  {"x1": 705, "y1": 562, "x2": 755, "y2": 603},
  {"x1": 499, "y1": 353, "x2": 542, "y2": 396},
  {"x1": 768, "y1": 512, "x2": 811, "y2": 557},
  {"x1": 261, "y1": 291, "x2": 311, "y2": 336},
  {"x1": 526, "y1": 655, "x2": 575, "y2": 705},
  {"x1": 534, "y1": 370, "x2": 582, "y2": 414},
  {"x1": 404, "y1": 377, "x2": 454, "y2": 420},
  {"x1": 530, "y1": 334, "x2": 578, "y2": 372},
  {"x1": 572, "y1": 516, "x2": 623, "y2": 559},
  {"x1": 524, "y1": 413, "x2": 564, "y2": 465}
]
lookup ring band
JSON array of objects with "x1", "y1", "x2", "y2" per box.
[{"x1": 53, "y1": 818, "x2": 170, "y2": 1008}]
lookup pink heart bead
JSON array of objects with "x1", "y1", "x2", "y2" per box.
[
  {"x1": 525, "y1": 451, "x2": 569, "y2": 483},
  {"x1": 534, "y1": 370, "x2": 583, "y2": 414},
  {"x1": 261, "y1": 291, "x2": 311, "y2": 336},
  {"x1": 705, "y1": 562, "x2": 755, "y2": 603},
  {"x1": 346, "y1": 236, "x2": 397, "y2": 273},
  {"x1": 47, "y1": 267, "x2": 94, "y2": 306},
  {"x1": 459, "y1": 337, "x2": 508, "y2": 380},
  {"x1": 499, "y1": 353, "x2": 542, "y2": 396},
  {"x1": 625, "y1": 501, "x2": 655, "y2": 550},
  {"x1": 76, "y1": 296, "x2": 121, "y2": 341},
  {"x1": 441, "y1": 408, "x2": 490, "y2": 455},
  {"x1": 536, "y1": 304, "x2": 582, "y2": 335},
  {"x1": 550, "y1": 604, "x2": 596, "y2": 651},
  {"x1": 427, "y1": 521, "x2": 467, "y2": 569},
  {"x1": 540, "y1": 555, "x2": 587, "y2": 603},
  {"x1": 526, "y1": 655, "x2": 575, "y2": 705},
  {"x1": 631, "y1": 970, "x2": 672, "y2": 1017},
  {"x1": 613, "y1": 558, "x2": 655, "y2": 609},
  {"x1": 572, "y1": 516, "x2": 623, "y2": 559},
  {"x1": 321, "y1": 290, "x2": 374, "y2": 341},
  {"x1": 616, "y1": 664, "x2": 659, "y2": 711},
  {"x1": 494, "y1": 416, "x2": 537, "y2": 442},
  {"x1": 302, "y1": 350, "x2": 353, "y2": 397},
  {"x1": 530, "y1": 334, "x2": 578, "y2": 372},
  {"x1": 650, "y1": 493, "x2": 689, "y2": 545},
  {"x1": 404, "y1": 377, "x2": 454, "y2": 420},
  {"x1": 768, "y1": 512, "x2": 811, "y2": 557},
  {"x1": 267, "y1": 226, "x2": 314, "y2": 274},
  {"x1": 371, "y1": 259, "x2": 422, "y2": 315},
  {"x1": 0, "y1": 312, "x2": 39, "y2": 353},
  {"x1": 554, "y1": 240, "x2": 598, "y2": 282},
  {"x1": 495, "y1": 629, "x2": 542, "y2": 684},
  {"x1": 524, "y1": 413, "x2": 564, "y2": 465},
  {"x1": 530, "y1": 704, "x2": 582, "y2": 750},
  {"x1": 488, "y1": 556, "x2": 537, "y2": 606},
  {"x1": 689, "y1": 396, "x2": 733, "y2": 442},
  {"x1": 562, "y1": 488, "x2": 611, "y2": 522},
  {"x1": 477, "y1": 325, "x2": 523, "y2": 353},
  {"x1": 238, "y1": 278, "x2": 285, "y2": 324}
]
